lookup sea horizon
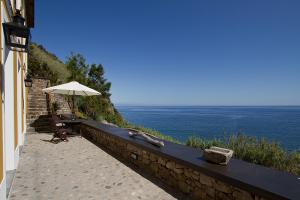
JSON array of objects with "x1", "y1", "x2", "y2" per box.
[{"x1": 115, "y1": 104, "x2": 300, "y2": 107}]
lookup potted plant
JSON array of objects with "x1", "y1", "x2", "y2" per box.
[{"x1": 51, "y1": 102, "x2": 60, "y2": 114}]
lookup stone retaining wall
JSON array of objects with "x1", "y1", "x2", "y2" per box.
[
  {"x1": 80, "y1": 124, "x2": 269, "y2": 200},
  {"x1": 50, "y1": 93, "x2": 72, "y2": 115}
]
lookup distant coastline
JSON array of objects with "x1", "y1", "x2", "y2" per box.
[{"x1": 116, "y1": 104, "x2": 300, "y2": 107}]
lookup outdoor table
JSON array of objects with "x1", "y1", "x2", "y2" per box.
[{"x1": 59, "y1": 119, "x2": 83, "y2": 137}]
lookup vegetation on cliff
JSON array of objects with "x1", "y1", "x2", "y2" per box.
[
  {"x1": 28, "y1": 43, "x2": 69, "y2": 83},
  {"x1": 65, "y1": 53, "x2": 124, "y2": 124},
  {"x1": 28, "y1": 43, "x2": 124, "y2": 125},
  {"x1": 186, "y1": 134, "x2": 300, "y2": 176}
]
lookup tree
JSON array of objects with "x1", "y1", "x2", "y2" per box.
[
  {"x1": 88, "y1": 64, "x2": 111, "y2": 98},
  {"x1": 65, "y1": 53, "x2": 88, "y2": 84},
  {"x1": 65, "y1": 53, "x2": 124, "y2": 125}
]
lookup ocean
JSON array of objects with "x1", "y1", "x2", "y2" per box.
[{"x1": 117, "y1": 106, "x2": 300, "y2": 151}]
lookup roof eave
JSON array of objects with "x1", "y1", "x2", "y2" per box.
[{"x1": 25, "y1": 0, "x2": 34, "y2": 28}]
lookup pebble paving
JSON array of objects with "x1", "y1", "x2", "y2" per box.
[{"x1": 9, "y1": 133, "x2": 177, "y2": 200}]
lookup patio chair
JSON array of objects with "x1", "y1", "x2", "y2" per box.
[{"x1": 50, "y1": 114, "x2": 72, "y2": 142}]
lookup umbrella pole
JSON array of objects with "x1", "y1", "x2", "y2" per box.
[{"x1": 72, "y1": 91, "x2": 75, "y2": 119}]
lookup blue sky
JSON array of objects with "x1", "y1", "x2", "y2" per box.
[{"x1": 32, "y1": 0, "x2": 300, "y2": 106}]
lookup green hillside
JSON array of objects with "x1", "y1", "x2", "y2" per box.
[
  {"x1": 28, "y1": 42, "x2": 125, "y2": 125},
  {"x1": 29, "y1": 43, "x2": 69, "y2": 82}
]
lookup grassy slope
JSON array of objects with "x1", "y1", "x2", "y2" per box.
[
  {"x1": 30, "y1": 43, "x2": 124, "y2": 124},
  {"x1": 30, "y1": 43, "x2": 70, "y2": 82}
]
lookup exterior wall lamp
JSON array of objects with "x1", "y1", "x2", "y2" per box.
[
  {"x1": 3, "y1": 9, "x2": 31, "y2": 52},
  {"x1": 24, "y1": 74, "x2": 33, "y2": 87}
]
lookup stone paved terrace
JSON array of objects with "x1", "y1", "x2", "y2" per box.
[{"x1": 9, "y1": 133, "x2": 185, "y2": 200}]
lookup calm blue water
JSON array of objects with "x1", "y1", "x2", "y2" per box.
[{"x1": 117, "y1": 106, "x2": 300, "y2": 151}]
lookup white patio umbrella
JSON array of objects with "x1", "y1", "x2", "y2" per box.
[{"x1": 42, "y1": 81, "x2": 101, "y2": 117}]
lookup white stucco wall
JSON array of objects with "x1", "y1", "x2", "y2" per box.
[
  {"x1": 0, "y1": 2, "x2": 6, "y2": 199},
  {"x1": 17, "y1": 60, "x2": 22, "y2": 146},
  {"x1": 4, "y1": 51, "x2": 15, "y2": 171},
  {"x1": 24, "y1": 55, "x2": 27, "y2": 134},
  {"x1": 2, "y1": 2, "x2": 20, "y2": 172},
  {"x1": 1, "y1": 1, "x2": 28, "y2": 199},
  {"x1": 0, "y1": 176, "x2": 6, "y2": 200}
]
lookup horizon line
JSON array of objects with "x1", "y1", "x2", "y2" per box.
[{"x1": 114, "y1": 103, "x2": 300, "y2": 107}]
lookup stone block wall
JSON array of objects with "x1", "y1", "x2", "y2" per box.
[
  {"x1": 80, "y1": 125, "x2": 269, "y2": 200},
  {"x1": 27, "y1": 78, "x2": 72, "y2": 134},
  {"x1": 27, "y1": 78, "x2": 51, "y2": 122},
  {"x1": 28, "y1": 78, "x2": 72, "y2": 119},
  {"x1": 50, "y1": 94, "x2": 71, "y2": 115}
]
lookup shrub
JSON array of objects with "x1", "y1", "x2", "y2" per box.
[
  {"x1": 95, "y1": 114, "x2": 105, "y2": 122},
  {"x1": 186, "y1": 134, "x2": 300, "y2": 176},
  {"x1": 186, "y1": 136, "x2": 224, "y2": 149},
  {"x1": 51, "y1": 102, "x2": 60, "y2": 114},
  {"x1": 121, "y1": 123, "x2": 181, "y2": 144},
  {"x1": 75, "y1": 111, "x2": 88, "y2": 119}
]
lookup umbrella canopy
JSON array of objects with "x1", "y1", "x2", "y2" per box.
[
  {"x1": 42, "y1": 81, "x2": 101, "y2": 118},
  {"x1": 42, "y1": 81, "x2": 101, "y2": 96}
]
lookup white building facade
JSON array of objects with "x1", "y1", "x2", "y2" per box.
[{"x1": 0, "y1": 0, "x2": 34, "y2": 199}]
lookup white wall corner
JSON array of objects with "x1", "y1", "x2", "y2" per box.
[{"x1": 0, "y1": 176, "x2": 7, "y2": 200}]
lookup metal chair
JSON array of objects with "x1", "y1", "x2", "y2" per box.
[{"x1": 50, "y1": 114, "x2": 72, "y2": 142}]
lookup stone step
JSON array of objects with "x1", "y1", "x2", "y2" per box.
[
  {"x1": 27, "y1": 107, "x2": 48, "y2": 110},
  {"x1": 27, "y1": 126, "x2": 51, "y2": 131},
  {"x1": 28, "y1": 120, "x2": 51, "y2": 127},
  {"x1": 28, "y1": 105, "x2": 48, "y2": 107},
  {"x1": 27, "y1": 113, "x2": 50, "y2": 117},
  {"x1": 26, "y1": 116, "x2": 49, "y2": 121},
  {"x1": 34, "y1": 128, "x2": 52, "y2": 133},
  {"x1": 27, "y1": 108, "x2": 48, "y2": 110},
  {"x1": 28, "y1": 102, "x2": 48, "y2": 105},
  {"x1": 28, "y1": 99, "x2": 47, "y2": 102},
  {"x1": 27, "y1": 117, "x2": 51, "y2": 121},
  {"x1": 28, "y1": 114, "x2": 51, "y2": 118},
  {"x1": 26, "y1": 131, "x2": 38, "y2": 135},
  {"x1": 27, "y1": 108, "x2": 49, "y2": 112},
  {"x1": 26, "y1": 127, "x2": 35, "y2": 132},
  {"x1": 26, "y1": 131, "x2": 53, "y2": 135},
  {"x1": 28, "y1": 98, "x2": 47, "y2": 100},
  {"x1": 28, "y1": 100, "x2": 47, "y2": 103},
  {"x1": 27, "y1": 110, "x2": 49, "y2": 113},
  {"x1": 28, "y1": 95, "x2": 47, "y2": 97},
  {"x1": 28, "y1": 94, "x2": 47, "y2": 96},
  {"x1": 28, "y1": 92, "x2": 47, "y2": 94},
  {"x1": 28, "y1": 103, "x2": 48, "y2": 106},
  {"x1": 28, "y1": 99, "x2": 47, "y2": 101},
  {"x1": 27, "y1": 115, "x2": 51, "y2": 119},
  {"x1": 28, "y1": 103, "x2": 48, "y2": 105},
  {"x1": 27, "y1": 94, "x2": 47, "y2": 97},
  {"x1": 28, "y1": 107, "x2": 47, "y2": 112},
  {"x1": 34, "y1": 125, "x2": 51, "y2": 130},
  {"x1": 27, "y1": 122, "x2": 50, "y2": 127},
  {"x1": 27, "y1": 111, "x2": 48, "y2": 113},
  {"x1": 29, "y1": 121, "x2": 51, "y2": 126},
  {"x1": 27, "y1": 115, "x2": 51, "y2": 121},
  {"x1": 28, "y1": 100, "x2": 48, "y2": 103},
  {"x1": 28, "y1": 104, "x2": 48, "y2": 108},
  {"x1": 28, "y1": 105, "x2": 48, "y2": 108}
]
